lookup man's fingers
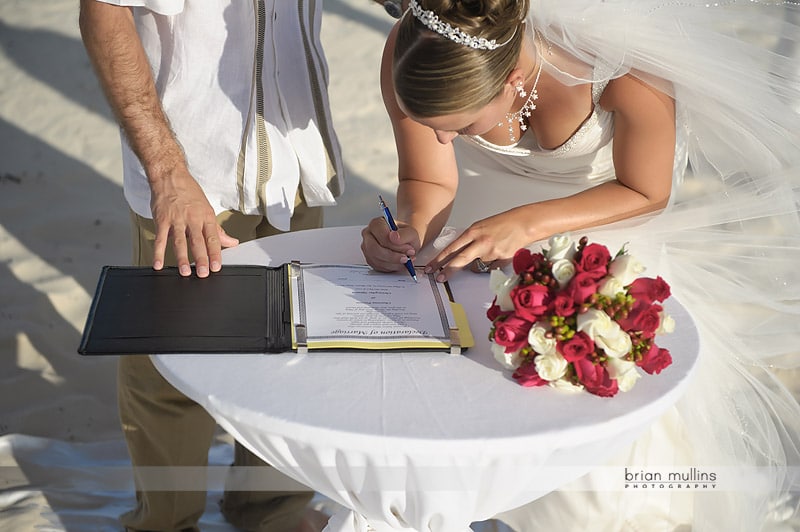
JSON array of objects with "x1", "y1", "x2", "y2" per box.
[
  {"x1": 218, "y1": 226, "x2": 239, "y2": 249},
  {"x1": 152, "y1": 225, "x2": 170, "y2": 271},
  {"x1": 170, "y1": 225, "x2": 192, "y2": 277},
  {"x1": 186, "y1": 223, "x2": 212, "y2": 278},
  {"x1": 195, "y1": 221, "x2": 221, "y2": 275}
]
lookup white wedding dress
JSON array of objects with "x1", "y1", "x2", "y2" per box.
[{"x1": 442, "y1": 2, "x2": 800, "y2": 530}]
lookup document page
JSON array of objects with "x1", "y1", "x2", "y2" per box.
[{"x1": 290, "y1": 264, "x2": 458, "y2": 349}]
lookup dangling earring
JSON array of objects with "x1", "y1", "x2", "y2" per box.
[
  {"x1": 514, "y1": 80, "x2": 527, "y2": 99},
  {"x1": 497, "y1": 30, "x2": 547, "y2": 144},
  {"x1": 500, "y1": 68, "x2": 541, "y2": 143}
]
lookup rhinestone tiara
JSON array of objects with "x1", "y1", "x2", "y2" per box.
[{"x1": 408, "y1": 0, "x2": 515, "y2": 51}]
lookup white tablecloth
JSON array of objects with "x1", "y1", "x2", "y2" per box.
[{"x1": 153, "y1": 226, "x2": 699, "y2": 532}]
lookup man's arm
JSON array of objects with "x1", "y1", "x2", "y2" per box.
[{"x1": 79, "y1": 0, "x2": 237, "y2": 277}]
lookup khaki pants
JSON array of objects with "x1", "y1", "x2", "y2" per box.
[{"x1": 120, "y1": 204, "x2": 322, "y2": 532}]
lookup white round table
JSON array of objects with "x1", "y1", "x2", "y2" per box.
[{"x1": 153, "y1": 226, "x2": 700, "y2": 532}]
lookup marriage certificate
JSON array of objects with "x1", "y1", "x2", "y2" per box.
[{"x1": 290, "y1": 264, "x2": 470, "y2": 352}]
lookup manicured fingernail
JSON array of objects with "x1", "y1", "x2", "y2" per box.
[
  {"x1": 211, "y1": 261, "x2": 221, "y2": 271},
  {"x1": 197, "y1": 265, "x2": 209, "y2": 277},
  {"x1": 153, "y1": 260, "x2": 163, "y2": 270},
  {"x1": 180, "y1": 265, "x2": 191, "y2": 276}
]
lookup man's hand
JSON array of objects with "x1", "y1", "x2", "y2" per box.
[
  {"x1": 80, "y1": 0, "x2": 238, "y2": 278},
  {"x1": 149, "y1": 168, "x2": 239, "y2": 277}
]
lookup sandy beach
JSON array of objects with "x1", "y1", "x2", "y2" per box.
[{"x1": 0, "y1": 1, "x2": 409, "y2": 529}]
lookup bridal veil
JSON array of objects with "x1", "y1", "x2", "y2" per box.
[{"x1": 470, "y1": 1, "x2": 800, "y2": 529}]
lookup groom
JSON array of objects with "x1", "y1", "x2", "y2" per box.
[{"x1": 79, "y1": 1, "x2": 343, "y2": 530}]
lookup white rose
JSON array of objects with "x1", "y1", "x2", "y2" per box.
[
  {"x1": 547, "y1": 234, "x2": 577, "y2": 261},
  {"x1": 607, "y1": 358, "x2": 641, "y2": 392},
  {"x1": 594, "y1": 327, "x2": 633, "y2": 359},
  {"x1": 492, "y1": 342, "x2": 523, "y2": 370},
  {"x1": 551, "y1": 259, "x2": 576, "y2": 287},
  {"x1": 528, "y1": 323, "x2": 557, "y2": 356},
  {"x1": 576, "y1": 308, "x2": 616, "y2": 339},
  {"x1": 598, "y1": 275, "x2": 625, "y2": 298},
  {"x1": 656, "y1": 311, "x2": 675, "y2": 334},
  {"x1": 607, "y1": 254, "x2": 646, "y2": 286},
  {"x1": 534, "y1": 352, "x2": 569, "y2": 381},
  {"x1": 489, "y1": 270, "x2": 519, "y2": 312},
  {"x1": 577, "y1": 308, "x2": 631, "y2": 358},
  {"x1": 550, "y1": 379, "x2": 584, "y2": 393}
]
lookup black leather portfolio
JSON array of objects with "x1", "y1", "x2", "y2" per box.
[
  {"x1": 78, "y1": 264, "x2": 472, "y2": 356},
  {"x1": 78, "y1": 265, "x2": 290, "y2": 355}
]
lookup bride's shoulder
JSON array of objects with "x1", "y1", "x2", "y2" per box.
[{"x1": 599, "y1": 73, "x2": 673, "y2": 114}]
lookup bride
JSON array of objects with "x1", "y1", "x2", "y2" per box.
[{"x1": 361, "y1": 0, "x2": 800, "y2": 530}]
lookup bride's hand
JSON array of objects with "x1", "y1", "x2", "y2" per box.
[
  {"x1": 424, "y1": 211, "x2": 534, "y2": 281},
  {"x1": 361, "y1": 217, "x2": 421, "y2": 273}
]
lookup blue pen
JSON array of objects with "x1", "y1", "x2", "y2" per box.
[{"x1": 378, "y1": 194, "x2": 418, "y2": 282}]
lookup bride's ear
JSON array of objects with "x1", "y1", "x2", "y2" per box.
[{"x1": 504, "y1": 68, "x2": 526, "y2": 96}]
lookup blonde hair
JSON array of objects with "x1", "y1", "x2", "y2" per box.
[{"x1": 394, "y1": 0, "x2": 530, "y2": 117}]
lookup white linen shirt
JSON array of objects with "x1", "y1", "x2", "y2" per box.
[{"x1": 97, "y1": 0, "x2": 344, "y2": 231}]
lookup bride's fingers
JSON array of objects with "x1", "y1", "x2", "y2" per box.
[
  {"x1": 469, "y1": 258, "x2": 496, "y2": 274},
  {"x1": 427, "y1": 249, "x2": 488, "y2": 282},
  {"x1": 424, "y1": 235, "x2": 471, "y2": 273},
  {"x1": 435, "y1": 257, "x2": 484, "y2": 282},
  {"x1": 361, "y1": 226, "x2": 413, "y2": 273},
  {"x1": 491, "y1": 257, "x2": 511, "y2": 270},
  {"x1": 366, "y1": 217, "x2": 417, "y2": 255},
  {"x1": 427, "y1": 249, "x2": 510, "y2": 282}
]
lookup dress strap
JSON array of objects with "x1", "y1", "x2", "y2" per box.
[{"x1": 591, "y1": 78, "x2": 610, "y2": 104}]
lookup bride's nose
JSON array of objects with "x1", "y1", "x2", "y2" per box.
[{"x1": 434, "y1": 129, "x2": 458, "y2": 144}]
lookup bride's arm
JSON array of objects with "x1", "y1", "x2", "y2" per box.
[
  {"x1": 426, "y1": 73, "x2": 676, "y2": 280},
  {"x1": 361, "y1": 25, "x2": 460, "y2": 272}
]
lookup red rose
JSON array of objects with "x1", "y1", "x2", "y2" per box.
[
  {"x1": 510, "y1": 284, "x2": 551, "y2": 322},
  {"x1": 557, "y1": 331, "x2": 594, "y2": 362},
  {"x1": 577, "y1": 243, "x2": 611, "y2": 280},
  {"x1": 486, "y1": 298, "x2": 511, "y2": 322},
  {"x1": 566, "y1": 272, "x2": 598, "y2": 303},
  {"x1": 493, "y1": 314, "x2": 533, "y2": 352},
  {"x1": 573, "y1": 358, "x2": 619, "y2": 397},
  {"x1": 513, "y1": 248, "x2": 545, "y2": 275},
  {"x1": 639, "y1": 343, "x2": 672, "y2": 374},
  {"x1": 629, "y1": 276, "x2": 671, "y2": 304},
  {"x1": 619, "y1": 302, "x2": 663, "y2": 338},
  {"x1": 551, "y1": 293, "x2": 577, "y2": 317},
  {"x1": 512, "y1": 360, "x2": 549, "y2": 387}
]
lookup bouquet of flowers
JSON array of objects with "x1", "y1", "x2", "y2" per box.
[{"x1": 487, "y1": 234, "x2": 675, "y2": 397}]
